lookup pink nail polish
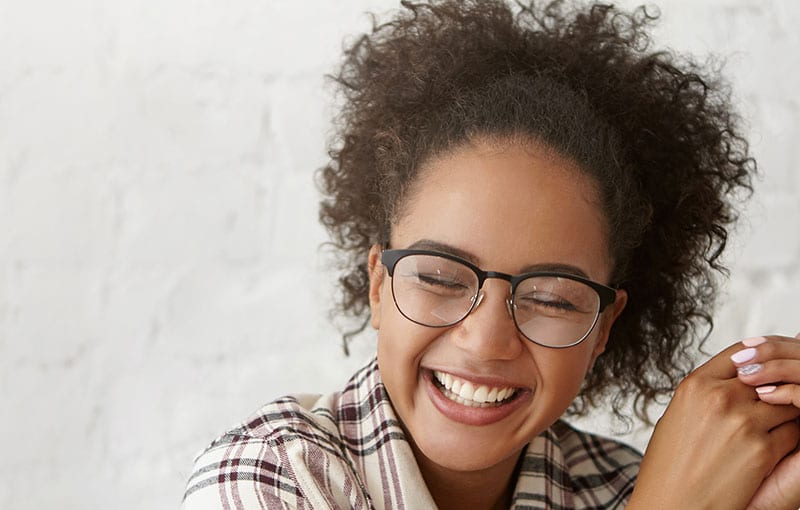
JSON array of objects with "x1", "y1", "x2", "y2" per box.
[
  {"x1": 731, "y1": 348, "x2": 757, "y2": 364},
  {"x1": 737, "y1": 363, "x2": 762, "y2": 376},
  {"x1": 742, "y1": 336, "x2": 767, "y2": 347},
  {"x1": 756, "y1": 385, "x2": 776, "y2": 394}
]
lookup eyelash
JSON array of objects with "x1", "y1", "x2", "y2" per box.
[
  {"x1": 417, "y1": 273, "x2": 469, "y2": 290},
  {"x1": 516, "y1": 294, "x2": 577, "y2": 311}
]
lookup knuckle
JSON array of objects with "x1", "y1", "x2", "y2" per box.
[
  {"x1": 770, "y1": 359, "x2": 797, "y2": 382},
  {"x1": 790, "y1": 387, "x2": 800, "y2": 408},
  {"x1": 676, "y1": 372, "x2": 706, "y2": 398},
  {"x1": 705, "y1": 384, "x2": 736, "y2": 413},
  {"x1": 750, "y1": 440, "x2": 774, "y2": 472},
  {"x1": 756, "y1": 341, "x2": 776, "y2": 359},
  {"x1": 729, "y1": 410, "x2": 758, "y2": 435}
]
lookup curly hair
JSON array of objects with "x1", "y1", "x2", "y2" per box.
[{"x1": 318, "y1": 0, "x2": 755, "y2": 422}]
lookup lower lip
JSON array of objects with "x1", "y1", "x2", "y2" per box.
[{"x1": 422, "y1": 370, "x2": 531, "y2": 426}]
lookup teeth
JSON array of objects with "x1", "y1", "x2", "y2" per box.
[
  {"x1": 458, "y1": 381, "x2": 474, "y2": 400},
  {"x1": 432, "y1": 370, "x2": 517, "y2": 405}
]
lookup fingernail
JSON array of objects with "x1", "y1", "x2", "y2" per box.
[
  {"x1": 742, "y1": 336, "x2": 767, "y2": 347},
  {"x1": 737, "y1": 363, "x2": 762, "y2": 376},
  {"x1": 731, "y1": 348, "x2": 757, "y2": 364},
  {"x1": 756, "y1": 385, "x2": 776, "y2": 395}
]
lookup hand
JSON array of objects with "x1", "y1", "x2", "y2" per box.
[
  {"x1": 629, "y1": 341, "x2": 800, "y2": 510},
  {"x1": 730, "y1": 333, "x2": 800, "y2": 510}
]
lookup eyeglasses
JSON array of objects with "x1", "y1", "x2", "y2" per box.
[{"x1": 380, "y1": 249, "x2": 617, "y2": 348}]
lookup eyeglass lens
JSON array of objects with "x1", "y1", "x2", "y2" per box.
[{"x1": 390, "y1": 253, "x2": 601, "y2": 347}]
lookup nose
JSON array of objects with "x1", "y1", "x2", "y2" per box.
[
  {"x1": 472, "y1": 290, "x2": 514, "y2": 318},
  {"x1": 450, "y1": 280, "x2": 523, "y2": 360}
]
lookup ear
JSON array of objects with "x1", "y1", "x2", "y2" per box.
[
  {"x1": 590, "y1": 288, "x2": 628, "y2": 362},
  {"x1": 367, "y1": 244, "x2": 385, "y2": 330}
]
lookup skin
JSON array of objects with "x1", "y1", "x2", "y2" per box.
[
  {"x1": 366, "y1": 137, "x2": 628, "y2": 509},
  {"x1": 362, "y1": 135, "x2": 800, "y2": 509},
  {"x1": 627, "y1": 336, "x2": 800, "y2": 510},
  {"x1": 736, "y1": 333, "x2": 800, "y2": 510}
]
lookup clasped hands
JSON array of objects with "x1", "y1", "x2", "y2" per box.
[{"x1": 629, "y1": 333, "x2": 800, "y2": 510}]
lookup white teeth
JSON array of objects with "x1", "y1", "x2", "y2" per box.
[
  {"x1": 458, "y1": 381, "x2": 474, "y2": 400},
  {"x1": 432, "y1": 370, "x2": 517, "y2": 405}
]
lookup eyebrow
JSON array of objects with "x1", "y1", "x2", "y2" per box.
[{"x1": 405, "y1": 239, "x2": 591, "y2": 279}]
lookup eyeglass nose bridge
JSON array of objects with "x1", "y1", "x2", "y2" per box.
[{"x1": 470, "y1": 274, "x2": 515, "y2": 320}]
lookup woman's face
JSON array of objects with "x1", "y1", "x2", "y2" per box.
[{"x1": 368, "y1": 138, "x2": 627, "y2": 476}]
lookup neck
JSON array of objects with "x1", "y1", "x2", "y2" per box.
[{"x1": 413, "y1": 444, "x2": 524, "y2": 510}]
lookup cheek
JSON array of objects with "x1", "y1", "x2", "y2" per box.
[
  {"x1": 375, "y1": 293, "x2": 445, "y2": 402},
  {"x1": 376, "y1": 306, "x2": 437, "y2": 362},
  {"x1": 376, "y1": 319, "x2": 433, "y2": 415},
  {"x1": 534, "y1": 346, "x2": 595, "y2": 396},
  {"x1": 375, "y1": 285, "x2": 431, "y2": 369}
]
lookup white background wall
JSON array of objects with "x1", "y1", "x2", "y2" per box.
[{"x1": 0, "y1": 1, "x2": 798, "y2": 508}]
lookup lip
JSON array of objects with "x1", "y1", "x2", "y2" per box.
[
  {"x1": 426, "y1": 367, "x2": 530, "y2": 389},
  {"x1": 422, "y1": 369, "x2": 532, "y2": 426}
]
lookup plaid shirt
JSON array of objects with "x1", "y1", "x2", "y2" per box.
[{"x1": 183, "y1": 359, "x2": 640, "y2": 509}]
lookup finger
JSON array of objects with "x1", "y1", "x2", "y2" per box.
[
  {"x1": 757, "y1": 384, "x2": 800, "y2": 409},
  {"x1": 700, "y1": 336, "x2": 798, "y2": 381},
  {"x1": 734, "y1": 335, "x2": 800, "y2": 360},
  {"x1": 730, "y1": 335, "x2": 800, "y2": 366},
  {"x1": 731, "y1": 336, "x2": 800, "y2": 385},
  {"x1": 698, "y1": 333, "x2": 800, "y2": 379},
  {"x1": 752, "y1": 400, "x2": 800, "y2": 430},
  {"x1": 767, "y1": 419, "x2": 800, "y2": 465},
  {"x1": 699, "y1": 342, "x2": 751, "y2": 379},
  {"x1": 737, "y1": 359, "x2": 800, "y2": 387},
  {"x1": 693, "y1": 378, "x2": 800, "y2": 430}
]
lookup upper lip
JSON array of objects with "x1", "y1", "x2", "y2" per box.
[{"x1": 424, "y1": 366, "x2": 531, "y2": 390}]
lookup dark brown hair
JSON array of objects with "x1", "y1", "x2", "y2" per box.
[{"x1": 318, "y1": 0, "x2": 755, "y2": 422}]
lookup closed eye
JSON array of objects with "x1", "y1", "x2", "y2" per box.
[
  {"x1": 516, "y1": 293, "x2": 578, "y2": 312},
  {"x1": 416, "y1": 273, "x2": 470, "y2": 290}
]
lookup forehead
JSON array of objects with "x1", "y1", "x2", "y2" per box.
[{"x1": 391, "y1": 139, "x2": 613, "y2": 280}]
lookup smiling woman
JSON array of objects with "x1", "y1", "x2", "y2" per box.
[
  {"x1": 181, "y1": 1, "x2": 800, "y2": 509},
  {"x1": 366, "y1": 141, "x2": 630, "y2": 506}
]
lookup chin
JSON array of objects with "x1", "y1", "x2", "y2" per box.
[{"x1": 411, "y1": 430, "x2": 529, "y2": 474}]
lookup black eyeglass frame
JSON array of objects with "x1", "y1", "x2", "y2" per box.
[{"x1": 380, "y1": 248, "x2": 618, "y2": 348}]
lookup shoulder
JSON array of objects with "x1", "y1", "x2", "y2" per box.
[
  {"x1": 551, "y1": 419, "x2": 643, "y2": 476},
  {"x1": 554, "y1": 420, "x2": 641, "y2": 508},
  {"x1": 182, "y1": 362, "x2": 384, "y2": 509},
  {"x1": 514, "y1": 420, "x2": 641, "y2": 510}
]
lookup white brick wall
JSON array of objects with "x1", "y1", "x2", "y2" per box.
[{"x1": 0, "y1": 1, "x2": 797, "y2": 508}]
